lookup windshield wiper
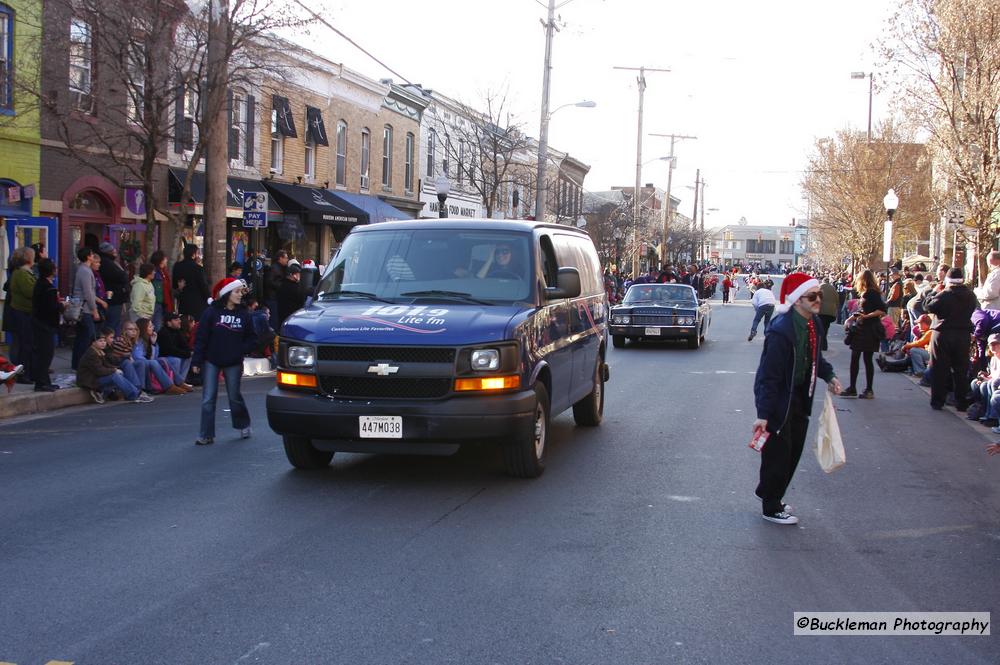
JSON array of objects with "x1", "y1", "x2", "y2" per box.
[
  {"x1": 401, "y1": 290, "x2": 493, "y2": 305},
  {"x1": 320, "y1": 290, "x2": 394, "y2": 303}
]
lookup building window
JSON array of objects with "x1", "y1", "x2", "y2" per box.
[
  {"x1": 426, "y1": 129, "x2": 436, "y2": 177},
  {"x1": 512, "y1": 188, "x2": 520, "y2": 211},
  {"x1": 779, "y1": 239, "x2": 795, "y2": 255},
  {"x1": 69, "y1": 18, "x2": 94, "y2": 113},
  {"x1": 0, "y1": 6, "x2": 13, "y2": 112},
  {"x1": 336, "y1": 121, "x2": 347, "y2": 186},
  {"x1": 442, "y1": 135, "x2": 451, "y2": 177},
  {"x1": 381, "y1": 125, "x2": 392, "y2": 188},
  {"x1": 126, "y1": 42, "x2": 145, "y2": 123},
  {"x1": 229, "y1": 90, "x2": 244, "y2": 161},
  {"x1": 404, "y1": 132, "x2": 414, "y2": 192},
  {"x1": 304, "y1": 139, "x2": 315, "y2": 179},
  {"x1": 458, "y1": 140, "x2": 465, "y2": 185},
  {"x1": 746, "y1": 239, "x2": 776, "y2": 254},
  {"x1": 270, "y1": 107, "x2": 284, "y2": 172},
  {"x1": 360, "y1": 128, "x2": 370, "y2": 189}
]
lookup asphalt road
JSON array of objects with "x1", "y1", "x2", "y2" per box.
[{"x1": 1, "y1": 281, "x2": 998, "y2": 664}]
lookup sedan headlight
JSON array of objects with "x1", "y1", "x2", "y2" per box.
[
  {"x1": 471, "y1": 349, "x2": 501, "y2": 371},
  {"x1": 287, "y1": 345, "x2": 315, "y2": 368},
  {"x1": 683, "y1": 316, "x2": 696, "y2": 325},
  {"x1": 613, "y1": 315, "x2": 631, "y2": 325}
]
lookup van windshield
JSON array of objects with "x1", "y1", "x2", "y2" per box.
[{"x1": 316, "y1": 229, "x2": 533, "y2": 304}]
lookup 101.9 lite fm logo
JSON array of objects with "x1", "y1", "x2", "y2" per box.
[{"x1": 331, "y1": 306, "x2": 450, "y2": 334}]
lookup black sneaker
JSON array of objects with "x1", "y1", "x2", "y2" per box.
[
  {"x1": 981, "y1": 418, "x2": 999, "y2": 427},
  {"x1": 748, "y1": 333, "x2": 755, "y2": 342},
  {"x1": 859, "y1": 389, "x2": 874, "y2": 399},
  {"x1": 195, "y1": 437, "x2": 214, "y2": 446},
  {"x1": 840, "y1": 387, "x2": 857, "y2": 397},
  {"x1": 762, "y1": 511, "x2": 799, "y2": 525}
]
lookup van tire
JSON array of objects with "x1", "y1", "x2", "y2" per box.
[
  {"x1": 612, "y1": 335, "x2": 625, "y2": 348},
  {"x1": 283, "y1": 435, "x2": 334, "y2": 469},
  {"x1": 503, "y1": 383, "x2": 549, "y2": 478},
  {"x1": 573, "y1": 358, "x2": 604, "y2": 427}
]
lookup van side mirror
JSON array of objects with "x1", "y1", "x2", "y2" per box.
[{"x1": 545, "y1": 267, "x2": 582, "y2": 300}]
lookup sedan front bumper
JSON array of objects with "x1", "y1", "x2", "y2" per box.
[{"x1": 609, "y1": 324, "x2": 697, "y2": 339}]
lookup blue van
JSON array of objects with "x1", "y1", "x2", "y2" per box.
[{"x1": 265, "y1": 219, "x2": 609, "y2": 477}]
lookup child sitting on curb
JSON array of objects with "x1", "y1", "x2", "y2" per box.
[{"x1": 77, "y1": 328, "x2": 153, "y2": 404}]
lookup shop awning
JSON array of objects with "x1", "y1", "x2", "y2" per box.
[
  {"x1": 262, "y1": 180, "x2": 368, "y2": 226},
  {"x1": 168, "y1": 167, "x2": 283, "y2": 217},
  {"x1": 330, "y1": 190, "x2": 409, "y2": 224}
]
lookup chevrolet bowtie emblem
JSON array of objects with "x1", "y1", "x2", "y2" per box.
[{"x1": 367, "y1": 363, "x2": 400, "y2": 377}]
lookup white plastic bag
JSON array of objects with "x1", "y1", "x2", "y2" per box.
[{"x1": 815, "y1": 392, "x2": 846, "y2": 473}]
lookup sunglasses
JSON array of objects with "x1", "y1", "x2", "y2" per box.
[{"x1": 802, "y1": 292, "x2": 823, "y2": 302}]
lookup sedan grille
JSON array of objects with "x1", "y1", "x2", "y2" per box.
[{"x1": 319, "y1": 376, "x2": 452, "y2": 400}]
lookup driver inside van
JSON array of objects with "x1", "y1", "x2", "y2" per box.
[{"x1": 477, "y1": 243, "x2": 519, "y2": 279}]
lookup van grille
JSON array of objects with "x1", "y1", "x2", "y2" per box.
[
  {"x1": 319, "y1": 376, "x2": 452, "y2": 399},
  {"x1": 317, "y1": 345, "x2": 456, "y2": 364}
]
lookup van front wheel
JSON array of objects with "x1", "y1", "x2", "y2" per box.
[
  {"x1": 503, "y1": 383, "x2": 550, "y2": 478},
  {"x1": 573, "y1": 358, "x2": 604, "y2": 426},
  {"x1": 283, "y1": 435, "x2": 334, "y2": 469}
]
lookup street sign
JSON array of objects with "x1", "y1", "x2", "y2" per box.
[{"x1": 243, "y1": 191, "x2": 268, "y2": 228}]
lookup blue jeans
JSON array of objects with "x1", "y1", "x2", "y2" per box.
[
  {"x1": 910, "y1": 348, "x2": 930, "y2": 373},
  {"x1": 105, "y1": 303, "x2": 123, "y2": 335},
  {"x1": 72, "y1": 313, "x2": 96, "y2": 370},
  {"x1": 164, "y1": 356, "x2": 191, "y2": 383},
  {"x1": 137, "y1": 357, "x2": 176, "y2": 392},
  {"x1": 97, "y1": 371, "x2": 140, "y2": 401},
  {"x1": 750, "y1": 304, "x2": 774, "y2": 337},
  {"x1": 118, "y1": 358, "x2": 144, "y2": 389},
  {"x1": 152, "y1": 303, "x2": 165, "y2": 331},
  {"x1": 199, "y1": 361, "x2": 250, "y2": 440}
]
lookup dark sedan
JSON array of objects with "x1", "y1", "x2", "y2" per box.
[{"x1": 609, "y1": 283, "x2": 712, "y2": 349}]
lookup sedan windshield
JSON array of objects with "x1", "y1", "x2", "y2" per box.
[
  {"x1": 624, "y1": 284, "x2": 697, "y2": 305},
  {"x1": 315, "y1": 229, "x2": 533, "y2": 304}
]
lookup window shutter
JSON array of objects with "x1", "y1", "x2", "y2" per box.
[
  {"x1": 173, "y1": 80, "x2": 185, "y2": 153},
  {"x1": 227, "y1": 89, "x2": 237, "y2": 159},
  {"x1": 245, "y1": 95, "x2": 255, "y2": 166}
]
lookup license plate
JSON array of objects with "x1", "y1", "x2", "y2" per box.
[
  {"x1": 645, "y1": 327, "x2": 661, "y2": 336},
  {"x1": 359, "y1": 416, "x2": 403, "y2": 439}
]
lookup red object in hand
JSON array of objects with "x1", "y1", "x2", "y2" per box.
[{"x1": 749, "y1": 430, "x2": 769, "y2": 452}]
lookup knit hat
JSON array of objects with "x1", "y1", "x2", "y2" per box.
[
  {"x1": 208, "y1": 277, "x2": 245, "y2": 304},
  {"x1": 775, "y1": 272, "x2": 820, "y2": 313}
]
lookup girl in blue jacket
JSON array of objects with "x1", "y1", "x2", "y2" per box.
[{"x1": 192, "y1": 278, "x2": 257, "y2": 445}]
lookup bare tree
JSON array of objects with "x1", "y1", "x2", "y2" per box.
[
  {"x1": 801, "y1": 122, "x2": 934, "y2": 267},
  {"x1": 435, "y1": 91, "x2": 535, "y2": 219},
  {"x1": 11, "y1": 0, "x2": 309, "y2": 263},
  {"x1": 881, "y1": 0, "x2": 1000, "y2": 281}
]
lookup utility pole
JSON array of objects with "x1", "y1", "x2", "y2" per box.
[
  {"x1": 614, "y1": 65, "x2": 669, "y2": 276},
  {"x1": 533, "y1": 0, "x2": 557, "y2": 222},
  {"x1": 204, "y1": 0, "x2": 230, "y2": 284},
  {"x1": 650, "y1": 133, "x2": 696, "y2": 267},
  {"x1": 691, "y1": 169, "x2": 700, "y2": 263},
  {"x1": 699, "y1": 177, "x2": 706, "y2": 262}
]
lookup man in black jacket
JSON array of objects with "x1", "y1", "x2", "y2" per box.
[
  {"x1": 31, "y1": 258, "x2": 61, "y2": 392},
  {"x1": 158, "y1": 311, "x2": 193, "y2": 384},
  {"x1": 264, "y1": 250, "x2": 288, "y2": 328},
  {"x1": 172, "y1": 244, "x2": 209, "y2": 320},
  {"x1": 98, "y1": 242, "x2": 129, "y2": 334},
  {"x1": 924, "y1": 267, "x2": 978, "y2": 411},
  {"x1": 276, "y1": 263, "x2": 306, "y2": 330}
]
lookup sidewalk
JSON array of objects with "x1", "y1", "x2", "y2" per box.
[{"x1": 0, "y1": 342, "x2": 275, "y2": 421}]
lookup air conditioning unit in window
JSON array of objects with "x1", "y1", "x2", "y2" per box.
[{"x1": 360, "y1": 175, "x2": 369, "y2": 189}]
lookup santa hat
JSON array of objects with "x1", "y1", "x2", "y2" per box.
[
  {"x1": 775, "y1": 272, "x2": 819, "y2": 313},
  {"x1": 208, "y1": 277, "x2": 245, "y2": 304}
]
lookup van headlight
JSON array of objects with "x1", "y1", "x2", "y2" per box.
[
  {"x1": 287, "y1": 345, "x2": 315, "y2": 368},
  {"x1": 471, "y1": 349, "x2": 500, "y2": 371}
]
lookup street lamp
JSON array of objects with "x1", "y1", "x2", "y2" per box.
[
  {"x1": 435, "y1": 175, "x2": 451, "y2": 218},
  {"x1": 850, "y1": 71, "x2": 874, "y2": 141},
  {"x1": 534, "y1": 100, "x2": 596, "y2": 221},
  {"x1": 883, "y1": 188, "x2": 898, "y2": 264}
]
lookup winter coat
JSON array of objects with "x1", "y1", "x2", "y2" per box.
[
  {"x1": 276, "y1": 278, "x2": 306, "y2": 329},
  {"x1": 192, "y1": 301, "x2": 257, "y2": 368},
  {"x1": 925, "y1": 285, "x2": 977, "y2": 333},
  {"x1": 9, "y1": 266, "x2": 36, "y2": 314},
  {"x1": 98, "y1": 252, "x2": 130, "y2": 306},
  {"x1": 158, "y1": 325, "x2": 192, "y2": 359},
  {"x1": 129, "y1": 276, "x2": 155, "y2": 320},
  {"x1": 754, "y1": 311, "x2": 835, "y2": 433},
  {"x1": 32, "y1": 277, "x2": 61, "y2": 328},
  {"x1": 849, "y1": 289, "x2": 887, "y2": 353},
  {"x1": 76, "y1": 346, "x2": 117, "y2": 390},
  {"x1": 172, "y1": 258, "x2": 209, "y2": 319}
]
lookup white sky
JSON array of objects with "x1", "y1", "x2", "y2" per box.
[{"x1": 297, "y1": 0, "x2": 898, "y2": 227}]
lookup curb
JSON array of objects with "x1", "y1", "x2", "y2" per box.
[{"x1": 0, "y1": 386, "x2": 93, "y2": 420}]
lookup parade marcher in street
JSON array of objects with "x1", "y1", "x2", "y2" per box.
[
  {"x1": 192, "y1": 278, "x2": 257, "y2": 446},
  {"x1": 71, "y1": 247, "x2": 100, "y2": 370},
  {"x1": 172, "y1": 243, "x2": 210, "y2": 321},
  {"x1": 924, "y1": 267, "x2": 978, "y2": 411},
  {"x1": 98, "y1": 242, "x2": 129, "y2": 334},
  {"x1": 974, "y1": 250, "x2": 1000, "y2": 310},
  {"x1": 818, "y1": 277, "x2": 839, "y2": 350},
  {"x1": 276, "y1": 262, "x2": 306, "y2": 330},
  {"x1": 752, "y1": 272, "x2": 842, "y2": 525},
  {"x1": 748, "y1": 279, "x2": 775, "y2": 341},
  {"x1": 722, "y1": 273, "x2": 732, "y2": 304},
  {"x1": 842, "y1": 270, "x2": 887, "y2": 399},
  {"x1": 30, "y1": 258, "x2": 61, "y2": 392}
]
